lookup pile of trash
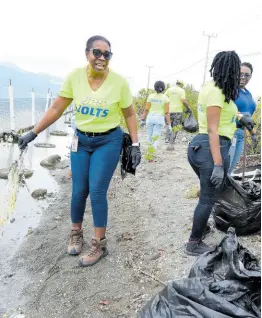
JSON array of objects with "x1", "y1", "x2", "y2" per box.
[
  {"x1": 139, "y1": 228, "x2": 261, "y2": 318},
  {"x1": 213, "y1": 176, "x2": 261, "y2": 235}
]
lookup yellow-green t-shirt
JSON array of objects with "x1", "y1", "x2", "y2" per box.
[
  {"x1": 198, "y1": 81, "x2": 238, "y2": 139},
  {"x1": 59, "y1": 67, "x2": 132, "y2": 132},
  {"x1": 147, "y1": 93, "x2": 169, "y2": 116},
  {"x1": 165, "y1": 86, "x2": 185, "y2": 113}
]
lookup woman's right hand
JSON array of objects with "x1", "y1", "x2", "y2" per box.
[{"x1": 18, "y1": 131, "x2": 37, "y2": 150}]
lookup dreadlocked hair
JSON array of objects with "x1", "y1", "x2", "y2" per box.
[{"x1": 209, "y1": 51, "x2": 241, "y2": 103}]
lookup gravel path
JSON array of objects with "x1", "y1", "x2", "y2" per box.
[{"x1": 0, "y1": 131, "x2": 260, "y2": 318}]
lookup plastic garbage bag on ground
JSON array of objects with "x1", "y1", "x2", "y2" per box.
[
  {"x1": 139, "y1": 228, "x2": 261, "y2": 318},
  {"x1": 213, "y1": 177, "x2": 261, "y2": 235},
  {"x1": 183, "y1": 113, "x2": 198, "y2": 133}
]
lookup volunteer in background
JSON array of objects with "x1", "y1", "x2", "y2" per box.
[
  {"x1": 18, "y1": 35, "x2": 141, "y2": 267},
  {"x1": 228, "y1": 62, "x2": 257, "y2": 174},
  {"x1": 185, "y1": 51, "x2": 255, "y2": 256},
  {"x1": 164, "y1": 80, "x2": 192, "y2": 143},
  {"x1": 140, "y1": 81, "x2": 171, "y2": 150}
]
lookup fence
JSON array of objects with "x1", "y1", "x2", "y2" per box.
[{"x1": 0, "y1": 82, "x2": 74, "y2": 136}]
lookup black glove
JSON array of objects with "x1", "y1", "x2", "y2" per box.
[
  {"x1": 210, "y1": 165, "x2": 224, "y2": 189},
  {"x1": 185, "y1": 108, "x2": 192, "y2": 114},
  {"x1": 131, "y1": 146, "x2": 141, "y2": 169},
  {"x1": 251, "y1": 134, "x2": 258, "y2": 148},
  {"x1": 18, "y1": 131, "x2": 37, "y2": 150},
  {"x1": 239, "y1": 115, "x2": 255, "y2": 131}
]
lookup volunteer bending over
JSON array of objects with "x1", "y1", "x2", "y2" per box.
[
  {"x1": 141, "y1": 81, "x2": 171, "y2": 150},
  {"x1": 185, "y1": 51, "x2": 254, "y2": 256},
  {"x1": 18, "y1": 35, "x2": 141, "y2": 267},
  {"x1": 228, "y1": 62, "x2": 257, "y2": 174}
]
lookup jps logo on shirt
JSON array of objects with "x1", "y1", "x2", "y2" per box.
[
  {"x1": 198, "y1": 103, "x2": 204, "y2": 112},
  {"x1": 76, "y1": 105, "x2": 109, "y2": 118},
  {"x1": 150, "y1": 99, "x2": 163, "y2": 104},
  {"x1": 231, "y1": 115, "x2": 236, "y2": 123},
  {"x1": 77, "y1": 96, "x2": 109, "y2": 118}
]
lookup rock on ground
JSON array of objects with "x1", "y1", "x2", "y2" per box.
[
  {"x1": 40, "y1": 155, "x2": 61, "y2": 168},
  {"x1": 0, "y1": 168, "x2": 33, "y2": 180},
  {"x1": 50, "y1": 130, "x2": 68, "y2": 136},
  {"x1": 31, "y1": 188, "x2": 47, "y2": 199},
  {"x1": 34, "y1": 143, "x2": 56, "y2": 148}
]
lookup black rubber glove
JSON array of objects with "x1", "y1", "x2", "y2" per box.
[
  {"x1": 185, "y1": 108, "x2": 192, "y2": 114},
  {"x1": 239, "y1": 115, "x2": 255, "y2": 132},
  {"x1": 18, "y1": 131, "x2": 37, "y2": 150},
  {"x1": 251, "y1": 134, "x2": 258, "y2": 148},
  {"x1": 131, "y1": 146, "x2": 141, "y2": 169},
  {"x1": 210, "y1": 165, "x2": 224, "y2": 189}
]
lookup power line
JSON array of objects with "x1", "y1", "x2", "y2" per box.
[{"x1": 157, "y1": 51, "x2": 261, "y2": 80}]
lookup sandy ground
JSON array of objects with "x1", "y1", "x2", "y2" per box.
[{"x1": 0, "y1": 130, "x2": 261, "y2": 318}]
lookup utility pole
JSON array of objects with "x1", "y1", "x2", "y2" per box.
[
  {"x1": 146, "y1": 65, "x2": 154, "y2": 90},
  {"x1": 145, "y1": 65, "x2": 154, "y2": 100},
  {"x1": 202, "y1": 32, "x2": 217, "y2": 85}
]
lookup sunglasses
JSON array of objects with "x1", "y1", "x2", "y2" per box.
[
  {"x1": 87, "y1": 48, "x2": 113, "y2": 60},
  {"x1": 240, "y1": 73, "x2": 251, "y2": 79}
]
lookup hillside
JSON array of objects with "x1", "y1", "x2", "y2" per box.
[{"x1": 0, "y1": 62, "x2": 62, "y2": 98}]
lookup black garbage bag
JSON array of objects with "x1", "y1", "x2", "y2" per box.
[
  {"x1": 183, "y1": 113, "x2": 198, "y2": 133},
  {"x1": 213, "y1": 177, "x2": 261, "y2": 235},
  {"x1": 139, "y1": 228, "x2": 261, "y2": 318},
  {"x1": 120, "y1": 133, "x2": 136, "y2": 179}
]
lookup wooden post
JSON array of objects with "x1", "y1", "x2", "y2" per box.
[
  {"x1": 242, "y1": 128, "x2": 247, "y2": 183},
  {"x1": 45, "y1": 88, "x2": 50, "y2": 112},
  {"x1": 8, "y1": 80, "x2": 15, "y2": 131},
  {"x1": 31, "y1": 88, "x2": 35, "y2": 126}
]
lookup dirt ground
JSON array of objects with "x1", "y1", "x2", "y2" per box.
[{"x1": 0, "y1": 131, "x2": 261, "y2": 318}]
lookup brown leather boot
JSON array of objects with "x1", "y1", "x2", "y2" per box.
[
  {"x1": 67, "y1": 228, "x2": 83, "y2": 255},
  {"x1": 78, "y1": 237, "x2": 108, "y2": 267}
]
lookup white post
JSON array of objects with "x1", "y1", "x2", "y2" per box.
[
  {"x1": 31, "y1": 88, "x2": 35, "y2": 126},
  {"x1": 45, "y1": 88, "x2": 50, "y2": 112},
  {"x1": 8, "y1": 80, "x2": 15, "y2": 131}
]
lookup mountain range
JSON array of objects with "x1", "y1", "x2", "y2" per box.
[{"x1": 0, "y1": 62, "x2": 62, "y2": 98}]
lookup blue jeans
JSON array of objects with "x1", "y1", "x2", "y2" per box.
[
  {"x1": 70, "y1": 127, "x2": 123, "y2": 227},
  {"x1": 146, "y1": 113, "x2": 165, "y2": 149},
  {"x1": 187, "y1": 134, "x2": 231, "y2": 239},
  {"x1": 228, "y1": 128, "x2": 244, "y2": 174}
]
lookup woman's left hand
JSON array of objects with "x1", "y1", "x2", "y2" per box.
[{"x1": 131, "y1": 146, "x2": 141, "y2": 169}]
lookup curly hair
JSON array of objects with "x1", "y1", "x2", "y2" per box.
[
  {"x1": 154, "y1": 81, "x2": 165, "y2": 93},
  {"x1": 209, "y1": 51, "x2": 241, "y2": 103}
]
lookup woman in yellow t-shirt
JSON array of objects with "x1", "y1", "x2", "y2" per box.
[
  {"x1": 185, "y1": 51, "x2": 254, "y2": 256},
  {"x1": 140, "y1": 81, "x2": 171, "y2": 151},
  {"x1": 18, "y1": 35, "x2": 141, "y2": 267}
]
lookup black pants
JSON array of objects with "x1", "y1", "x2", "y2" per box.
[
  {"x1": 165, "y1": 112, "x2": 183, "y2": 143},
  {"x1": 187, "y1": 134, "x2": 231, "y2": 239}
]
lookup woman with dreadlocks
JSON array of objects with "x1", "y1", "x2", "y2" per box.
[
  {"x1": 185, "y1": 51, "x2": 254, "y2": 256},
  {"x1": 140, "y1": 81, "x2": 171, "y2": 151}
]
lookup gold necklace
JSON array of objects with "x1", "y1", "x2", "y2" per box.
[{"x1": 86, "y1": 66, "x2": 108, "y2": 91}]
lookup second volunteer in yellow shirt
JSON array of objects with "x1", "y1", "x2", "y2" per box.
[
  {"x1": 141, "y1": 81, "x2": 171, "y2": 151},
  {"x1": 184, "y1": 51, "x2": 254, "y2": 256},
  {"x1": 18, "y1": 35, "x2": 141, "y2": 268},
  {"x1": 164, "y1": 80, "x2": 192, "y2": 143}
]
